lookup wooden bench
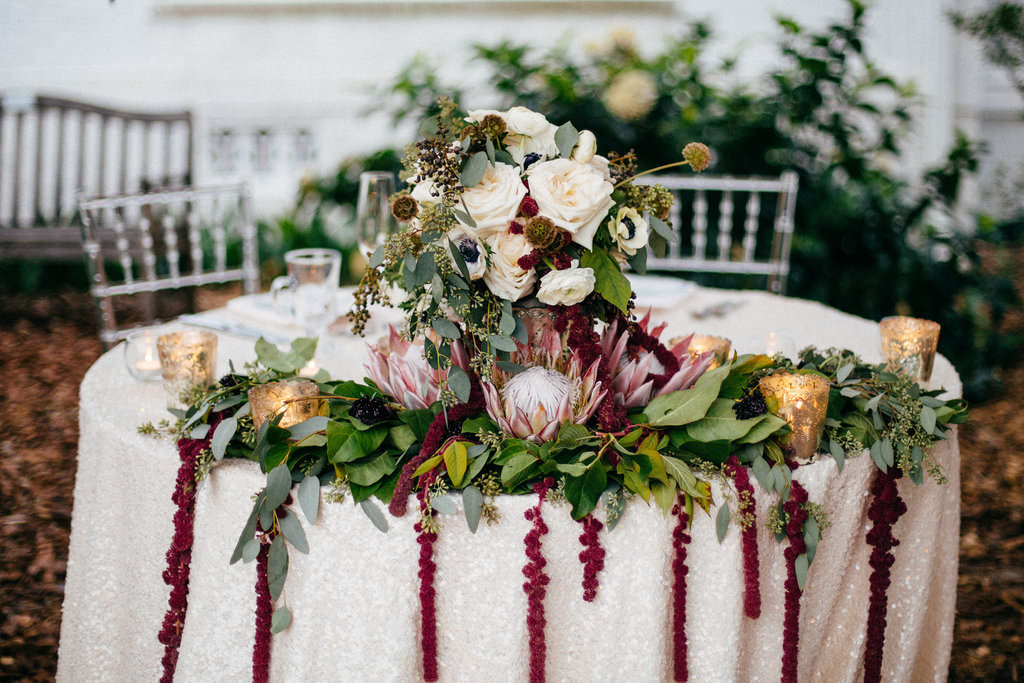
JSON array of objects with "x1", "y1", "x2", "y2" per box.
[{"x1": 0, "y1": 92, "x2": 193, "y2": 261}]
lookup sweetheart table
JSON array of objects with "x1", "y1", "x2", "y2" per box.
[{"x1": 57, "y1": 284, "x2": 961, "y2": 682}]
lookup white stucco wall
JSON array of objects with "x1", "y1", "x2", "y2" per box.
[{"x1": 0, "y1": 0, "x2": 1018, "y2": 219}]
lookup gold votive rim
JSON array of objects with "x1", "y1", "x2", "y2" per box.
[{"x1": 248, "y1": 380, "x2": 322, "y2": 430}]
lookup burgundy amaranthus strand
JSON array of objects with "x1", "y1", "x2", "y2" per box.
[
  {"x1": 670, "y1": 494, "x2": 691, "y2": 682},
  {"x1": 577, "y1": 515, "x2": 606, "y2": 602},
  {"x1": 389, "y1": 382, "x2": 484, "y2": 517},
  {"x1": 863, "y1": 469, "x2": 907, "y2": 683},
  {"x1": 781, "y1": 480, "x2": 809, "y2": 683},
  {"x1": 415, "y1": 471, "x2": 441, "y2": 681},
  {"x1": 157, "y1": 415, "x2": 221, "y2": 682},
  {"x1": 523, "y1": 477, "x2": 555, "y2": 683},
  {"x1": 252, "y1": 540, "x2": 273, "y2": 683},
  {"x1": 725, "y1": 456, "x2": 761, "y2": 619}
]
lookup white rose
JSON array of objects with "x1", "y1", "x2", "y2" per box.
[
  {"x1": 526, "y1": 158, "x2": 616, "y2": 251},
  {"x1": 411, "y1": 178, "x2": 441, "y2": 205},
  {"x1": 459, "y1": 162, "x2": 526, "y2": 239},
  {"x1": 588, "y1": 154, "x2": 611, "y2": 180},
  {"x1": 571, "y1": 130, "x2": 597, "y2": 164},
  {"x1": 503, "y1": 106, "x2": 554, "y2": 138},
  {"x1": 608, "y1": 206, "x2": 649, "y2": 255},
  {"x1": 470, "y1": 107, "x2": 559, "y2": 164},
  {"x1": 483, "y1": 231, "x2": 536, "y2": 301},
  {"x1": 446, "y1": 227, "x2": 487, "y2": 281},
  {"x1": 536, "y1": 265, "x2": 596, "y2": 306}
]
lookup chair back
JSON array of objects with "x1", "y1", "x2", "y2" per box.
[
  {"x1": 636, "y1": 171, "x2": 799, "y2": 294},
  {"x1": 78, "y1": 184, "x2": 258, "y2": 345}
]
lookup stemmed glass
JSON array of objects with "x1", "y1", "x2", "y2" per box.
[
  {"x1": 355, "y1": 171, "x2": 397, "y2": 338},
  {"x1": 356, "y1": 171, "x2": 396, "y2": 257}
]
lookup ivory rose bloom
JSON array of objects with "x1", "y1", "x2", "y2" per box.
[
  {"x1": 526, "y1": 158, "x2": 616, "y2": 250},
  {"x1": 608, "y1": 206, "x2": 650, "y2": 255},
  {"x1": 483, "y1": 231, "x2": 536, "y2": 301},
  {"x1": 467, "y1": 107, "x2": 559, "y2": 163},
  {"x1": 536, "y1": 265, "x2": 596, "y2": 306},
  {"x1": 459, "y1": 162, "x2": 527, "y2": 239},
  {"x1": 571, "y1": 130, "x2": 598, "y2": 164}
]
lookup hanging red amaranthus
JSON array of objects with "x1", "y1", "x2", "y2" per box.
[
  {"x1": 252, "y1": 540, "x2": 273, "y2": 683},
  {"x1": 725, "y1": 456, "x2": 761, "y2": 619},
  {"x1": 863, "y1": 469, "x2": 907, "y2": 683},
  {"x1": 670, "y1": 493, "x2": 691, "y2": 682},
  {"x1": 389, "y1": 382, "x2": 484, "y2": 517},
  {"x1": 415, "y1": 471, "x2": 441, "y2": 681},
  {"x1": 781, "y1": 479, "x2": 809, "y2": 683},
  {"x1": 157, "y1": 414, "x2": 222, "y2": 683},
  {"x1": 523, "y1": 477, "x2": 555, "y2": 683},
  {"x1": 577, "y1": 514, "x2": 605, "y2": 602}
]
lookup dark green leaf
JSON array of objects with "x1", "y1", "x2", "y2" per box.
[
  {"x1": 579, "y1": 249, "x2": 631, "y2": 314},
  {"x1": 448, "y1": 238, "x2": 472, "y2": 281},
  {"x1": 496, "y1": 360, "x2": 527, "y2": 374},
  {"x1": 345, "y1": 453, "x2": 397, "y2": 486}
]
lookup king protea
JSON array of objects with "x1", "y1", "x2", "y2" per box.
[{"x1": 364, "y1": 326, "x2": 469, "y2": 410}]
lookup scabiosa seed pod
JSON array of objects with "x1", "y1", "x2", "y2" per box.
[
  {"x1": 734, "y1": 389, "x2": 768, "y2": 419},
  {"x1": 391, "y1": 193, "x2": 419, "y2": 222},
  {"x1": 480, "y1": 113, "x2": 507, "y2": 139},
  {"x1": 350, "y1": 396, "x2": 397, "y2": 425},
  {"x1": 682, "y1": 142, "x2": 712, "y2": 172},
  {"x1": 524, "y1": 216, "x2": 561, "y2": 250}
]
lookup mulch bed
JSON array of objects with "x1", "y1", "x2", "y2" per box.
[{"x1": 0, "y1": 289, "x2": 1021, "y2": 681}]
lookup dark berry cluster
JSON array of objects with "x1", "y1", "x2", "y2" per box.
[
  {"x1": 350, "y1": 396, "x2": 397, "y2": 425},
  {"x1": 218, "y1": 374, "x2": 240, "y2": 388},
  {"x1": 734, "y1": 389, "x2": 768, "y2": 419}
]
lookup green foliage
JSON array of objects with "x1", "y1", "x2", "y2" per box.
[{"x1": 368, "y1": 0, "x2": 1022, "y2": 401}]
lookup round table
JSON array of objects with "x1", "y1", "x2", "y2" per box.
[{"x1": 57, "y1": 286, "x2": 961, "y2": 682}]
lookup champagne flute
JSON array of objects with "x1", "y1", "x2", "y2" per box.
[
  {"x1": 355, "y1": 171, "x2": 397, "y2": 339},
  {"x1": 356, "y1": 171, "x2": 396, "y2": 257}
]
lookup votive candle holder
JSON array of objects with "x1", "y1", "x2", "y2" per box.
[
  {"x1": 758, "y1": 372, "x2": 830, "y2": 465},
  {"x1": 249, "y1": 380, "x2": 322, "y2": 430},
  {"x1": 879, "y1": 316, "x2": 940, "y2": 383},
  {"x1": 124, "y1": 330, "x2": 163, "y2": 382},
  {"x1": 688, "y1": 334, "x2": 732, "y2": 368},
  {"x1": 157, "y1": 330, "x2": 218, "y2": 411}
]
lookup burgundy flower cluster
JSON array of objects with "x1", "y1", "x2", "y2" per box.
[
  {"x1": 158, "y1": 415, "x2": 222, "y2": 683},
  {"x1": 252, "y1": 542, "x2": 273, "y2": 683},
  {"x1": 626, "y1": 316, "x2": 682, "y2": 391},
  {"x1": 415, "y1": 471, "x2": 441, "y2": 682},
  {"x1": 577, "y1": 514, "x2": 606, "y2": 602},
  {"x1": 863, "y1": 470, "x2": 907, "y2": 683},
  {"x1": 670, "y1": 494, "x2": 691, "y2": 682},
  {"x1": 781, "y1": 480, "x2": 809, "y2": 683},
  {"x1": 523, "y1": 477, "x2": 555, "y2": 683},
  {"x1": 553, "y1": 305, "x2": 626, "y2": 432},
  {"x1": 389, "y1": 381, "x2": 484, "y2": 517},
  {"x1": 725, "y1": 456, "x2": 761, "y2": 619}
]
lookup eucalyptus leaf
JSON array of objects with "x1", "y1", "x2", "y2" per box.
[
  {"x1": 448, "y1": 365, "x2": 472, "y2": 404},
  {"x1": 360, "y1": 498, "x2": 390, "y2": 533},
  {"x1": 278, "y1": 511, "x2": 309, "y2": 554},
  {"x1": 289, "y1": 416, "x2": 329, "y2": 442},
  {"x1": 297, "y1": 474, "x2": 320, "y2": 524},
  {"x1": 869, "y1": 440, "x2": 887, "y2": 472},
  {"x1": 840, "y1": 386, "x2": 861, "y2": 398},
  {"x1": 431, "y1": 317, "x2": 461, "y2": 340},
  {"x1": 270, "y1": 606, "x2": 292, "y2": 634},
  {"x1": 555, "y1": 121, "x2": 579, "y2": 158},
  {"x1": 264, "y1": 464, "x2": 293, "y2": 511},
  {"x1": 795, "y1": 552, "x2": 809, "y2": 590},
  {"x1": 487, "y1": 334, "x2": 518, "y2": 353},
  {"x1": 920, "y1": 405, "x2": 937, "y2": 435},
  {"x1": 448, "y1": 238, "x2": 472, "y2": 281},
  {"x1": 463, "y1": 485, "x2": 484, "y2": 533},
  {"x1": 213, "y1": 394, "x2": 246, "y2": 413},
  {"x1": 496, "y1": 360, "x2": 527, "y2": 374},
  {"x1": 231, "y1": 502, "x2": 261, "y2": 564},
  {"x1": 431, "y1": 495, "x2": 458, "y2": 515},
  {"x1": 210, "y1": 417, "x2": 238, "y2": 460},
  {"x1": 715, "y1": 503, "x2": 731, "y2": 543},
  {"x1": 267, "y1": 535, "x2": 288, "y2": 600},
  {"x1": 190, "y1": 423, "x2": 210, "y2": 440},
  {"x1": 485, "y1": 137, "x2": 496, "y2": 165},
  {"x1": 836, "y1": 363, "x2": 854, "y2": 383},
  {"x1": 828, "y1": 438, "x2": 846, "y2": 471},
  {"x1": 648, "y1": 214, "x2": 675, "y2": 242},
  {"x1": 461, "y1": 151, "x2": 489, "y2": 188},
  {"x1": 369, "y1": 244, "x2": 387, "y2": 269},
  {"x1": 752, "y1": 456, "x2": 772, "y2": 492},
  {"x1": 241, "y1": 538, "x2": 260, "y2": 563}
]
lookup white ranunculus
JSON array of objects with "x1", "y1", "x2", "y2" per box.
[
  {"x1": 483, "y1": 231, "x2": 536, "y2": 301},
  {"x1": 608, "y1": 206, "x2": 650, "y2": 256},
  {"x1": 526, "y1": 158, "x2": 616, "y2": 251},
  {"x1": 503, "y1": 106, "x2": 554, "y2": 139},
  {"x1": 446, "y1": 227, "x2": 487, "y2": 281},
  {"x1": 459, "y1": 162, "x2": 527, "y2": 239},
  {"x1": 571, "y1": 130, "x2": 597, "y2": 164},
  {"x1": 468, "y1": 107, "x2": 559, "y2": 164},
  {"x1": 536, "y1": 265, "x2": 596, "y2": 306}
]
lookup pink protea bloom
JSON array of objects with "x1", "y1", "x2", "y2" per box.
[
  {"x1": 482, "y1": 353, "x2": 606, "y2": 443},
  {"x1": 599, "y1": 314, "x2": 713, "y2": 409},
  {"x1": 364, "y1": 325, "x2": 469, "y2": 410}
]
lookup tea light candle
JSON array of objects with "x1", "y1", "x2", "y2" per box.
[
  {"x1": 157, "y1": 330, "x2": 218, "y2": 411},
  {"x1": 124, "y1": 330, "x2": 163, "y2": 382},
  {"x1": 249, "y1": 380, "x2": 322, "y2": 430},
  {"x1": 687, "y1": 334, "x2": 732, "y2": 368},
  {"x1": 879, "y1": 316, "x2": 940, "y2": 383},
  {"x1": 758, "y1": 372, "x2": 830, "y2": 464},
  {"x1": 763, "y1": 332, "x2": 797, "y2": 360}
]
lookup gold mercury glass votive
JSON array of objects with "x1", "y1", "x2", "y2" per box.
[
  {"x1": 248, "y1": 380, "x2": 322, "y2": 430},
  {"x1": 687, "y1": 334, "x2": 732, "y2": 368},
  {"x1": 758, "y1": 372, "x2": 831, "y2": 465},
  {"x1": 879, "y1": 316, "x2": 940, "y2": 383},
  {"x1": 157, "y1": 330, "x2": 218, "y2": 411}
]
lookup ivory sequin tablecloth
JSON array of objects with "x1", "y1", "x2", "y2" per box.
[{"x1": 57, "y1": 286, "x2": 961, "y2": 682}]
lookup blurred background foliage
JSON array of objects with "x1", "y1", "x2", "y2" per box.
[{"x1": 283, "y1": 0, "x2": 1023, "y2": 401}]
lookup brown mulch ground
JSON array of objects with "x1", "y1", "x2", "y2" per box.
[{"x1": 0, "y1": 289, "x2": 1021, "y2": 681}]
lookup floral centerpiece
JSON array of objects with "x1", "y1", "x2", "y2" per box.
[{"x1": 149, "y1": 103, "x2": 968, "y2": 683}]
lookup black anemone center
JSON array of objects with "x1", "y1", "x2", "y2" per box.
[
  {"x1": 458, "y1": 239, "x2": 480, "y2": 264},
  {"x1": 523, "y1": 153, "x2": 542, "y2": 170},
  {"x1": 622, "y1": 217, "x2": 636, "y2": 240}
]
